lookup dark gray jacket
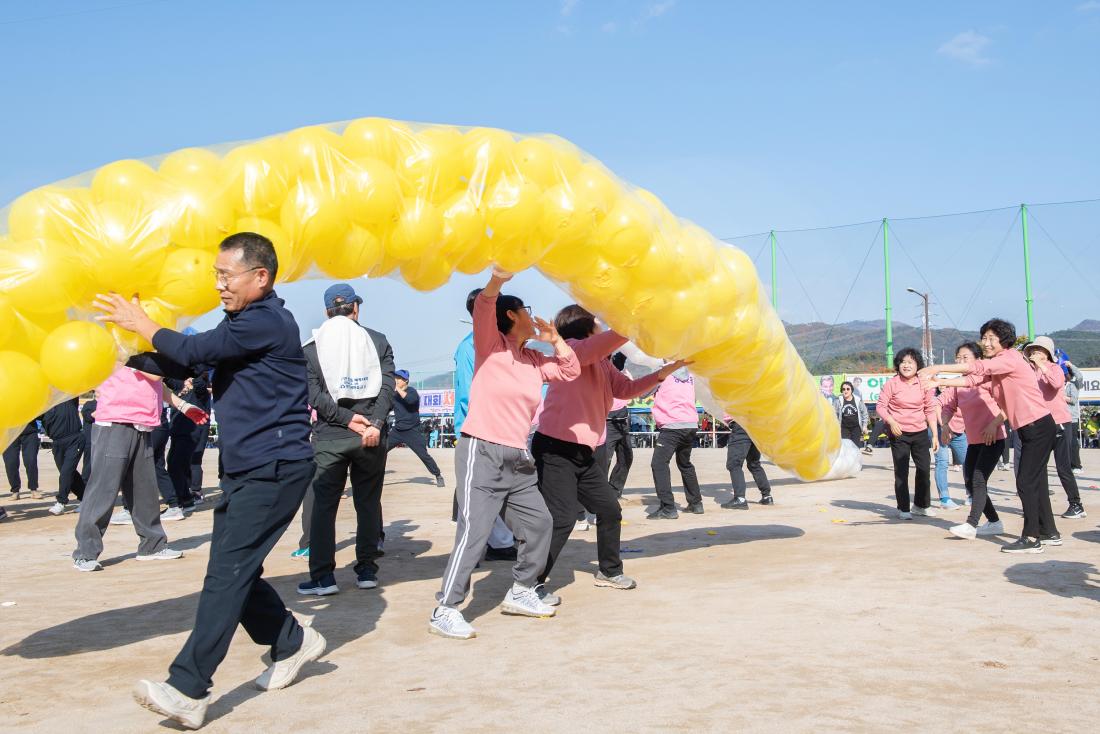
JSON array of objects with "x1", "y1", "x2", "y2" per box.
[{"x1": 304, "y1": 323, "x2": 395, "y2": 442}]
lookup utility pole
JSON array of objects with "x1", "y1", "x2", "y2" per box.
[
  {"x1": 769, "y1": 230, "x2": 778, "y2": 310},
  {"x1": 1020, "y1": 203, "x2": 1036, "y2": 340},
  {"x1": 883, "y1": 219, "x2": 893, "y2": 368},
  {"x1": 907, "y1": 288, "x2": 932, "y2": 365}
]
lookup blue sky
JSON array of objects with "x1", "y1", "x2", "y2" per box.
[{"x1": 2, "y1": 1, "x2": 1099, "y2": 374}]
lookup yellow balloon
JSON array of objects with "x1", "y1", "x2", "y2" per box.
[
  {"x1": 40, "y1": 321, "x2": 118, "y2": 394},
  {"x1": 486, "y1": 177, "x2": 543, "y2": 247},
  {"x1": 91, "y1": 160, "x2": 164, "y2": 206},
  {"x1": 281, "y1": 125, "x2": 349, "y2": 187},
  {"x1": 514, "y1": 137, "x2": 579, "y2": 188},
  {"x1": 385, "y1": 198, "x2": 443, "y2": 261},
  {"x1": 157, "y1": 182, "x2": 235, "y2": 251},
  {"x1": 401, "y1": 255, "x2": 453, "y2": 292},
  {"x1": 279, "y1": 181, "x2": 350, "y2": 263},
  {"x1": 156, "y1": 248, "x2": 220, "y2": 315},
  {"x1": 635, "y1": 188, "x2": 679, "y2": 231},
  {"x1": 569, "y1": 163, "x2": 621, "y2": 218},
  {"x1": 594, "y1": 196, "x2": 657, "y2": 266},
  {"x1": 342, "y1": 117, "x2": 414, "y2": 166},
  {"x1": 538, "y1": 183, "x2": 599, "y2": 251},
  {"x1": 315, "y1": 226, "x2": 384, "y2": 279},
  {"x1": 394, "y1": 127, "x2": 465, "y2": 203},
  {"x1": 73, "y1": 199, "x2": 170, "y2": 295},
  {"x1": 0, "y1": 297, "x2": 15, "y2": 348},
  {"x1": 7, "y1": 186, "x2": 93, "y2": 243},
  {"x1": 339, "y1": 157, "x2": 402, "y2": 229},
  {"x1": 110, "y1": 299, "x2": 178, "y2": 354},
  {"x1": 537, "y1": 239, "x2": 598, "y2": 281},
  {"x1": 0, "y1": 351, "x2": 50, "y2": 428},
  {"x1": 461, "y1": 128, "x2": 516, "y2": 197},
  {"x1": 367, "y1": 249, "x2": 401, "y2": 279},
  {"x1": 5, "y1": 310, "x2": 66, "y2": 361},
  {"x1": 234, "y1": 216, "x2": 306, "y2": 283},
  {"x1": 0, "y1": 238, "x2": 88, "y2": 313},
  {"x1": 158, "y1": 147, "x2": 222, "y2": 186},
  {"x1": 222, "y1": 141, "x2": 292, "y2": 217},
  {"x1": 440, "y1": 191, "x2": 487, "y2": 258},
  {"x1": 454, "y1": 239, "x2": 493, "y2": 275}
]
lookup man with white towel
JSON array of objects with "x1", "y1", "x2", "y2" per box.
[{"x1": 297, "y1": 283, "x2": 396, "y2": 596}]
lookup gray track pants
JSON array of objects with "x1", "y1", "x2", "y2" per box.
[
  {"x1": 437, "y1": 436, "x2": 551, "y2": 607},
  {"x1": 73, "y1": 423, "x2": 167, "y2": 561}
]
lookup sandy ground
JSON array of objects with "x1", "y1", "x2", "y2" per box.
[{"x1": 1, "y1": 444, "x2": 1099, "y2": 733}]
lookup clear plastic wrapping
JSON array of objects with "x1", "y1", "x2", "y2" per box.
[{"x1": 0, "y1": 117, "x2": 841, "y2": 479}]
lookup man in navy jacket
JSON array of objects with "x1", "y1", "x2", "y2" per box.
[{"x1": 96, "y1": 232, "x2": 329, "y2": 730}]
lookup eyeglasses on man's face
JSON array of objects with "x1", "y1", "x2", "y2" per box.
[{"x1": 213, "y1": 266, "x2": 262, "y2": 287}]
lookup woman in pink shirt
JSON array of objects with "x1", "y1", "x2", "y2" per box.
[
  {"x1": 876, "y1": 348, "x2": 940, "y2": 519},
  {"x1": 647, "y1": 369, "x2": 701, "y2": 519},
  {"x1": 531, "y1": 305, "x2": 687, "y2": 600},
  {"x1": 1023, "y1": 336, "x2": 1085, "y2": 521},
  {"x1": 921, "y1": 318, "x2": 1059, "y2": 553},
  {"x1": 431, "y1": 267, "x2": 581, "y2": 640},
  {"x1": 938, "y1": 342, "x2": 1008, "y2": 540}
]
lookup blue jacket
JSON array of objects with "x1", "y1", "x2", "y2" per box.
[
  {"x1": 128, "y1": 291, "x2": 313, "y2": 473},
  {"x1": 452, "y1": 331, "x2": 474, "y2": 435}
]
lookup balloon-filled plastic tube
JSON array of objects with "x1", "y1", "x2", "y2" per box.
[{"x1": 0, "y1": 117, "x2": 846, "y2": 479}]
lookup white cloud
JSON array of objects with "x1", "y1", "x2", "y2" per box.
[
  {"x1": 642, "y1": 0, "x2": 677, "y2": 21},
  {"x1": 937, "y1": 30, "x2": 992, "y2": 66},
  {"x1": 560, "y1": 0, "x2": 580, "y2": 16},
  {"x1": 1077, "y1": 1, "x2": 1100, "y2": 11}
]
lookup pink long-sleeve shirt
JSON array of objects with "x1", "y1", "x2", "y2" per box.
[
  {"x1": 963, "y1": 348, "x2": 1049, "y2": 429},
  {"x1": 537, "y1": 331, "x2": 663, "y2": 449},
  {"x1": 876, "y1": 374, "x2": 937, "y2": 433},
  {"x1": 459, "y1": 292, "x2": 581, "y2": 449},
  {"x1": 652, "y1": 372, "x2": 698, "y2": 428},
  {"x1": 1034, "y1": 361, "x2": 1071, "y2": 425},
  {"x1": 95, "y1": 365, "x2": 162, "y2": 428},
  {"x1": 938, "y1": 383, "x2": 1007, "y2": 444}
]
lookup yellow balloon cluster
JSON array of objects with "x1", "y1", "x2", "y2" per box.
[{"x1": 1, "y1": 117, "x2": 839, "y2": 479}]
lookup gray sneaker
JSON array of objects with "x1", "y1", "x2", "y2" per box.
[
  {"x1": 594, "y1": 571, "x2": 637, "y2": 590},
  {"x1": 160, "y1": 507, "x2": 186, "y2": 522},
  {"x1": 109, "y1": 508, "x2": 132, "y2": 525},
  {"x1": 136, "y1": 548, "x2": 183, "y2": 561},
  {"x1": 133, "y1": 679, "x2": 209, "y2": 730},
  {"x1": 534, "y1": 583, "x2": 561, "y2": 606},
  {"x1": 501, "y1": 583, "x2": 556, "y2": 617},
  {"x1": 73, "y1": 558, "x2": 102, "y2": 572}
]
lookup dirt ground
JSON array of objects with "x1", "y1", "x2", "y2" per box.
[{"x1": 1, "y1": 444, "x2": 1098, "y2": 733}]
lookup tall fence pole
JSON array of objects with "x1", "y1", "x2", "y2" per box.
[
  {"x1": 883, "y1": 218, "x2": 893, "y2": 368},
  {"x1": 769, "y1": 230, "x2": 778, "y2": 310},
  {"x1": 1020, "y1": 203, "x2": 1036, "y2": 339}
]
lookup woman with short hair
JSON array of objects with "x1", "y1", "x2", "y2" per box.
[{"x1": 876, "y1": 348, "x2": 940, "y2": 519}]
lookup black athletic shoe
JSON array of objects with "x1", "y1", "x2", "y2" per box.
[
  {"x1": 434, "y1": 474, "x2": 446, "y2": 488},
  {"x1": 1039, "y1": 533, "x2": 1063, "y2": 547},
  {"x1": 1000, "y1": 537, "x2": 1043, "y2": 554},
  {"x1": 720, "y1": 497, "x2": 749, "y2": 510},
  {"x1": 1061, "y1": 503, "x2": 1087, "y2": 520},
  {"x1": 681, "y1": 502, "x2": 704, "y2": 515},
  {"x1": 356, "y1": 569, "x2": 379, "y2": 589},
  {"x1": 760, "y1": 495, "x2": 775, "y2": 505},
  {"x1": 484, "y1": 545, "x2": 518, "y2": 562},
  {"x1": 646, "y1": 507, "x2": 679, "y2": 520}
]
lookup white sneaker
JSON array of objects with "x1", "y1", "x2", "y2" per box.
[
  {"x1": 911, "y1": 505, "x2": 937, "y2": 517},
  {"x1": 976, "y1": 520, "x2": 1005, "y2": 536},
  {"x1": 110, "y1": 509, "x2": 132, "y2": 525},
  {"x1": 428, "y1": 605, "x2": 476, "y2": 639},
  {"x1": 949, "y1": 523, "x2": 977, "y2": 540},
  {"x1": 136, "y1": 548, "x2": 183, "y2": 561},
  {"x1": 1072, "y1": 468, "x2": 1083, "y2": 476},
  {"x1": 133, "y1": 679, "x2": 209, "y2": 730},
  {"x1": 574, "y1": 519, "x2": 589, "y2": 532},
  {"x1": 160, "y1": 507, "x2": 186, "y2": 522},
  {"x1": 73, "y1": 558, "x2": 102, "y2": 572},
  {"x1": 48, "y1": 502, "x2": 66, "y2": 516},
  {"x1": 501, "y1": 583, "x2": 556, "y2": 617},
  {"x1": 254, "y1": 625, "x2": 326, "y2": 690},
  {"x1": 939, "y1": 499, "x2": 961, "y2": 510},
  {"x1": 897, "y1": 510, "x2": 913, "y2": 520}
]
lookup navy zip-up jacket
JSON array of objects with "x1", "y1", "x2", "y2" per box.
[{"x1": 127, "y1": 291, "x2": 313, "y2": 473}]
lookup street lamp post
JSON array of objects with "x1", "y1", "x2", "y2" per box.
[{"x1": 906, "y1": 288, "x2": 932, "y2": 365}]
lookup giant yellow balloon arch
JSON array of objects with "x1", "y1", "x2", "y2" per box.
[{"x1": 0, "y1": 118, "x2": 853, "y2": 479}]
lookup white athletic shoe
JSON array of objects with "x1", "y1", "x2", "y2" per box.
[
  {"x1": 109, "y1": 509, "x2": 132, "y2": 525},
  {"x1": 911, "y1": 505, "x2": 937, "y2": 518},
  {"x1": 501, "y1": 583, "x2": 556, "y2": 618},
  {"x1": 160, "y1": 507, "x2": 186, "y2": 522},
  {"x1": 897, "y1": 510, "x2": 913, "y2": 520},
  {"x1": 73, "y1": 558, "x2": 102, "y2": 572},
  {"x1": 133, "y1": 679, "x2": 209, "y2": 730},
  {"x1": 428, "y1": 605, "x2": 476, "y2": 639},
  {"x1": 48, "y1": 502, "x2": 66, "y2": 516},
  {"x1": 976, "y1": 520, "x2": 1005, "y2": 536},
  {"x1": 574, "y1": 519, "x2": 590, "y2": 532},
  {"x1": 254, "y1": 625, "x2": 326, "y2": 690},
  {"x1": 949, "y1": 523, "x2": 977, "y2": 540},
  {"x1": 939, "y1": 499, "x2": 961, "y2": 510},
  {"x1": 136, "y1": 548, "x2": 183, "y2": 561}
]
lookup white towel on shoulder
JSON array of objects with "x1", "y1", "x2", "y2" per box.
[{"x1": 308, "y1": 316, "x2": 382, "y2": 401}]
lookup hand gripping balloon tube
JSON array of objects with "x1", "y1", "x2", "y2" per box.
[{"x1": 0, "y1": 118, "x2": 851, "y2": 480}]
